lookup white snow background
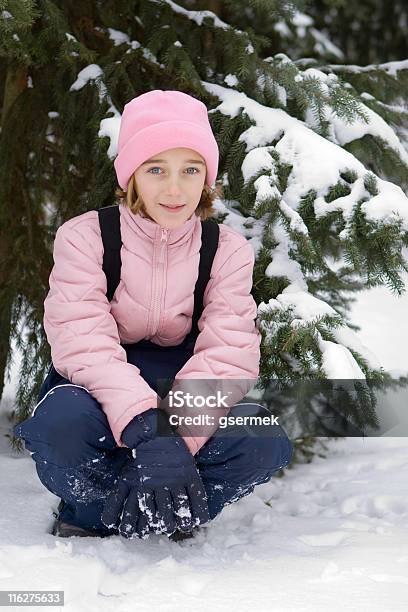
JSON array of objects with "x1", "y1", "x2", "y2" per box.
[{"x1": 1, "y1": 275, "x2": 408, "y2": 611}]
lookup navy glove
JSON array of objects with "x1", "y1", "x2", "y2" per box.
[{"x1": 102, "y1": 408, "x2": 210, "y2": 539}]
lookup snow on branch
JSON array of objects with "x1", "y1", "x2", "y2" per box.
[
  {"x1": 202, "y1": 82, "x2": 407, "y2": 377},
  {"x1": 327, "y1": 59, "x2": 408, "y2": 77}
]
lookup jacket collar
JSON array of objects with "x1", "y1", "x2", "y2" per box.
[{"x1": 119, "y1": 203, "x2": 199, "y2": 246}]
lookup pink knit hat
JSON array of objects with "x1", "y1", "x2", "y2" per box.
[{"x1": 114, "y1": 90, "x2": 219, "y2": 190}]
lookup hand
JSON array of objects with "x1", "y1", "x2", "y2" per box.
[
  {"x1": 102, "y1": 409, "x2": 210, "y2": 538},
  {"x1": 101, "y1": 466, "x2": 152, "y2": 539},
  {"x1": 119, "y1": 407, "x2": 160, "y2": 448}
]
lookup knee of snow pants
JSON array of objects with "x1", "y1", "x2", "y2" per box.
[
  {"x1": 195, "y1": 402, "x2": 293, "y2": 519},
  {"x1": 14, "y1": 384, "x2": 122, "y2": 468},
  {"x1": 13, "y1": 384, "x2": 130, "y2": 507}
]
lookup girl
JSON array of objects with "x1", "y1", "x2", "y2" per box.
[{"x1": 14, "y1": 90, "x2": 293, "y2": 542}]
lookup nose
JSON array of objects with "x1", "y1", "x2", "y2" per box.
[{"x1": 165, "y1": 176, "x2": 183, "y2": 197}]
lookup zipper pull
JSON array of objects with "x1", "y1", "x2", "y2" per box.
[{"x1": 159, "y1": 227, "x2": 168, "y2": 263}]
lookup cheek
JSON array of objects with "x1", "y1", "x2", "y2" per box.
[
  {"x1": 191, "y1": 178, "x2": 206, "y2": 195},
  {"x1": 138, "y1": 182, "x2": 157, "y2": 202}
]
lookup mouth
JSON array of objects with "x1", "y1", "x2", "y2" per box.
[{"x1": 159, "y1": 204, "x2": 186, "y2": 212}]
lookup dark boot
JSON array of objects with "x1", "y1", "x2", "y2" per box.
[
  {"x1": 168, "y1": 526, "x2": 201, "y2": 542},
  {"x1": 51, "y1": 518, "x2": 115, "y2": 538},
  {"x1": 51, "y1": 499, "x2": 118, "y2": 538}
]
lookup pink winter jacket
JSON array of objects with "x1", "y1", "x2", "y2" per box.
[{"x1": 43, "y1": 203, "x2": 261, "y2": 455}]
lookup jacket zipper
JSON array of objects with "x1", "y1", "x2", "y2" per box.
[{"x1": 149, "y1": 227, "x2": 168, "y2": 336}]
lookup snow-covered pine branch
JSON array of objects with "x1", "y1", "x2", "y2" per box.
[{"x1": 201, "y1": 82, "x2": 408, "y2": 381}]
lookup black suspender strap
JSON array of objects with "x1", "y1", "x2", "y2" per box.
[
  {"x1": 98, "y1": 205, "x2": 123, "y2": 302},
  {"x1": 190, "y1": 218, "x2": 219, "y2": 338},
  {"x1": 98, "y1": 205, "x2": 220, "y2": 338}
]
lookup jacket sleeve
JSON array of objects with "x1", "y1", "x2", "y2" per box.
[
  {"x1": 161, "y1": 229, "x2": 261, "y2": 455},
  {"x1": 43, "y1": 219, "x2": 158, "y2": 448}
]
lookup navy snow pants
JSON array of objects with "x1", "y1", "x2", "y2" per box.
[{"x1": 14, "y1": 337, "x2": 293, "y2": 535}]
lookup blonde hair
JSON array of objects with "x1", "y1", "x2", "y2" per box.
[{"x1": 115, "y1": 172, "x2": 217, "y2": 221}]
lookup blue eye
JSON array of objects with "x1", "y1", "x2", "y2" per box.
[{"x1": 147, "y1": 167, "x2": 200, "y2": 175}]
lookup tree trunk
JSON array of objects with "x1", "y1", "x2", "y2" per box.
[
  {"x1": 202, "y1": 0, "x2": 223, "y2": 56},
  {"x1": 0, "y1": 61, "x2": 27, "y2": 404}
]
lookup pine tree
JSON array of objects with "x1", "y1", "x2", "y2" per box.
[
  {"x1": 1, "y1": 0, "x2": 408, "y2": 461},
  {"x1": 307, "y1": 0, "x2": 408, "y2": 66}
]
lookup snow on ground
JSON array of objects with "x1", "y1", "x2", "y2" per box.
[{"x1": 1, "y1": 411, "x2": 407, "y2": 611}]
